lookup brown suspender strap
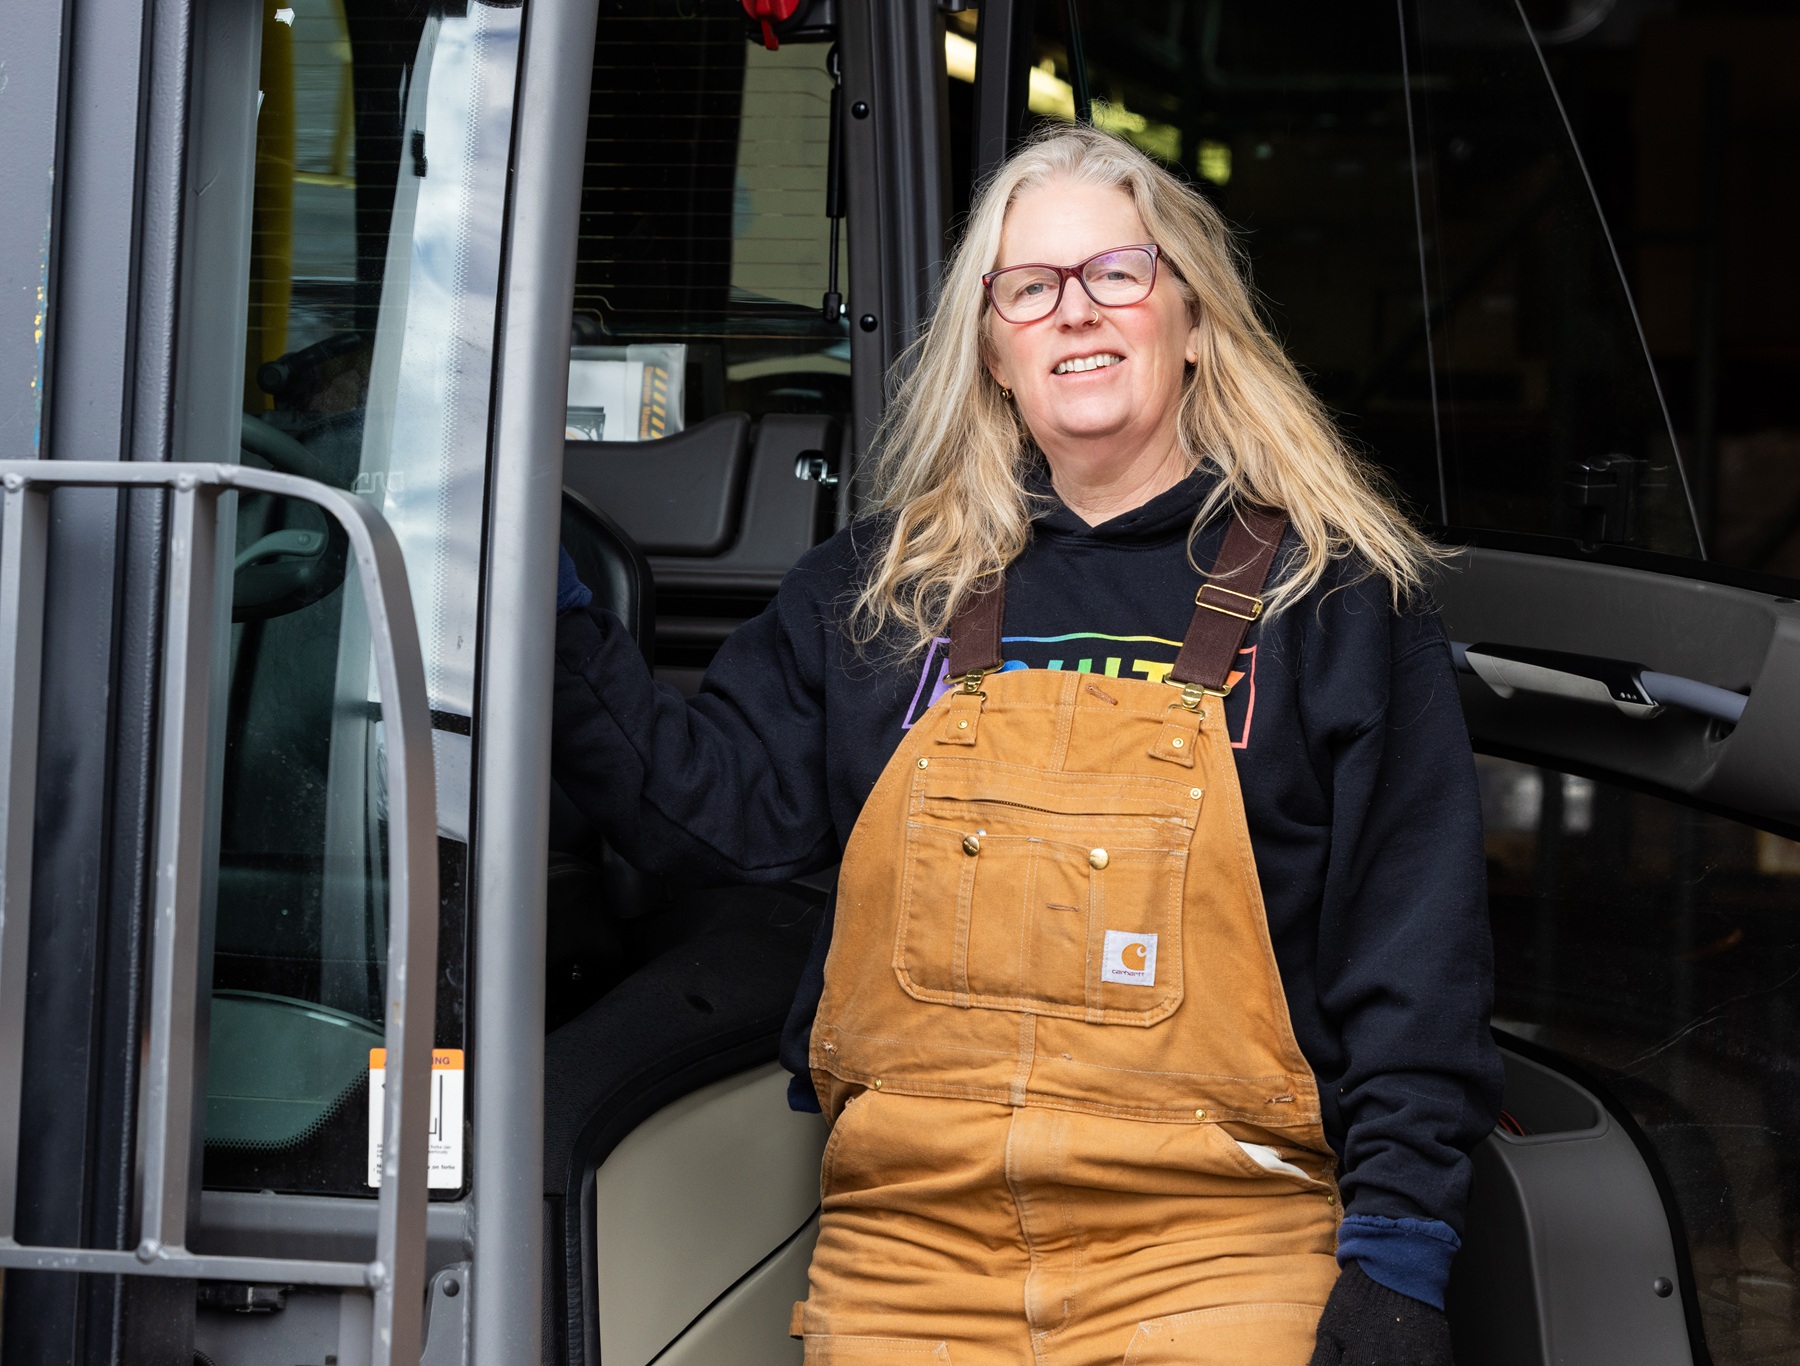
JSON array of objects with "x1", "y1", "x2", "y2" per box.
[
  {"x1": 946, "y1": 575, "x2": 1006, "y2": 683},
  {"x1": 945, "y1": 505, "x2": 1287, "y2": 694},
  {"x1": 1169, "y1": 505, "x2": 1288, "y2": 693}
]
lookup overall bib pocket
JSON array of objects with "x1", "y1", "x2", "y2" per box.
[{"x1": 894, "y1": 759, "x2": 1199, "y2": 1025}]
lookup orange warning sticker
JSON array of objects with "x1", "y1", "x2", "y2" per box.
[{"x1": 367, "y1": 1048, "x2": 465, "y2": 1189}]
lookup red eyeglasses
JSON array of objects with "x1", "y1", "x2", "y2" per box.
[{"x1": 982, "y1": 244, "x2": 1162, "y2": 324}]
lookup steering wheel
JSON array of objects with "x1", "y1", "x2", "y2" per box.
[
  {"x1": 234, "y1": 413, "x2": 352, "y2": 622},
  {"x1": 240, "y1": 411, "x2": 344, "y2": 485}
]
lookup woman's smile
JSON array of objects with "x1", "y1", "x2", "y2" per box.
[{"x1": 1051, "y1": 352, "x2": 1124, "y2": 375}]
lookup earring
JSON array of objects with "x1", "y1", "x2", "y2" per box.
[{"x1": 1000, "y1": 386, "x2": 1013, "y2": 400}]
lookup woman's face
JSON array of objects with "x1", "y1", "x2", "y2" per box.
[{"x1": 985, "y1": 179, "x2": 1199, "y2": 470}]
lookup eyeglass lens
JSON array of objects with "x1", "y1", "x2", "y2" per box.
[{"x1": 988, "y1": 247, "x2": 1157, "y2": 323}]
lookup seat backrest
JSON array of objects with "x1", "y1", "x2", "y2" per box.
[{"x1": 562, "y1": 488, "x2": 655, "y2": 664}]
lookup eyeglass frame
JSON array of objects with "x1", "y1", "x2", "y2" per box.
[{"x1": 981, "y1": 244, "x2": 1164, "y2": 324}]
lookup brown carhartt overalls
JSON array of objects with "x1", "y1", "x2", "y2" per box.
[{"x1": 792, "y1": 510, "x2": 1341, "y2": 1365}]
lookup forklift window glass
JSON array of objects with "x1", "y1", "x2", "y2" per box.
[
  {"x1": 1036, "y1": 0, "x2": 1731, "y2": 568},
  {"x1": 575, "y1": 2, "x2": 849, "y2": 434},
  {"x1": 203, "y1": 0, "x2": 521, "y2": 1199},
  {"x1": 1482, "y1": 755, "x2": 1800, "y2": 1363}
]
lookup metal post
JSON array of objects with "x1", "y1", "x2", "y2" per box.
[
  {"x1": 970, "y1": 0, "x2": 1036, "y2": 190},
  {"x1": 134, "y1": 478, "x2": 219, "y2": 1260},
  {"x1": 0, "y1": 474, "x2": 50, "y2": 1240},
  {"x1": 469, "y1": 0, "x2": 597, "y2": 1355}
]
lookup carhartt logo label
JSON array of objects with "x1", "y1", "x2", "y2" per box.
[{"x1": 1101, "y1": 930, "x2": 1158, "y2": 987}]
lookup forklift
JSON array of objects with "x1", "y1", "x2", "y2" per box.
[{"x1": 4, "y1": 0, "x2": 1799, "y2": 1361}]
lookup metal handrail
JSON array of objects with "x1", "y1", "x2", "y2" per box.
[{"x1": 0, "y1": 461, "x2": 439, "y2": 1366}]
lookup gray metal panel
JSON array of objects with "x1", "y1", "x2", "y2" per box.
[
  {"x1": 12, "y1": 473, "x2": 128, "y2": 1353},
  {"x1": 1433, "y1": 547, "x2": 1800, "y2": 829},
  {"x1": 970, "y1": 0, "x2": 1036, "y2": 191},
  {"x1": 1511, "y1": 1126, "x2": 1692, "y2": 1364},
  {"x1": 194, "y1": 1192, "x2": 466, "y2": 1365},
  {"x1": 422, "y1": 1264, "x2": 472, "y2": 1366},
  {"x1": 121, "y1": 4, "x2": 227, "y2": 1356},
  {"x1": 881, "y1": 0, "x2": 951, "y2": 320},
  {"x1": 0, "y1": 476, "x2": 50, "y2": 1240},
  {"x1": 839, "y1": 2, "x2": 885, "y2": 475},
  {"x1": 133, "y1": 0, "x2": 202, "y2": 472},
  {"x1": 170, "y1": 0, "x2": 260, "y2": 470},
  {"x1": 1449, "y1": 1050, "x2": 1693, "y2": 1366},
  {"x1": 5, "y1": 0, "x2": 205, "y2": 1354},
  {"x1": 46, "y1": 0, "x2": 149, "y2": 469},
  {"x1": 193, "y1": 1190, "x2": 470, "y2": 1273},
  {"x1": 840, "y1": 0, "x2": 946, "y2": 491},
  {"x1": 2, "y1": 0, "x2": 234, "y2": 1354},
  {"x1": 468, "y1": 0, "x2": 601, "y2": 1357}
]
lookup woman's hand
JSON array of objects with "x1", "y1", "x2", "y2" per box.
[
  {"x1": 1308, "y1": 1263, "x2": 1453, "y2": 1366},
  {"x1": 557, "y1": 545, "x2": 593, "y2": 613}
]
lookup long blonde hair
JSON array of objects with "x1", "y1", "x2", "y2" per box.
[{"x1": 851, "y1": 124, "x2": 1444, "y2": 654}]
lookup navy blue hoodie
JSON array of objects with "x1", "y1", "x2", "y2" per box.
[{"x1": 551, "y1": 467, "x2": 1501, "y2": 1308}]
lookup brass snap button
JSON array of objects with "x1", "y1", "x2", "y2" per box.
[
  {"x1": 957, "y1": 719, "x2": 968, "y2": 729},
  {"x1": 1170, "y1": 736, "x2": 1184, "y2": 748},
  {"x1": 1189, "y1": 788, "x2": 1202, "y2": 800},
  {"x1": 963, "y1": 834, "x2": 981, "y2": 856},
  {"x1": 917, "y1": 758, "x2": 928, "y2": 769},
  {"x1": 1088, "y1": 848, "x2": 1109, "y2": 870}
]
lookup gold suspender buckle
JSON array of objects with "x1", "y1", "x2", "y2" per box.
[
  {"x1": 960, "y1": 670, "x2": 988, "y2": 696},
  {"x1": 1166, "y1": 678, "x2": 1229, "y2": 710},
  {"x1": 1194, "y1": 583, "x2": 1264, "y2": 621}
]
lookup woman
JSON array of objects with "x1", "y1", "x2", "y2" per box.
[{"x1": 554, "y1": 125, "x2": 1500, "y2": 1366}]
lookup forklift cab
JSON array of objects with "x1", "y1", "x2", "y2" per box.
[{"x1": 4, "y1": 0, "x2": 1800, "y2": 1362}]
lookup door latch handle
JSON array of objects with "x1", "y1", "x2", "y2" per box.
[{"x1": 794, "y1": 453, "x2": 839, "y2": 488}]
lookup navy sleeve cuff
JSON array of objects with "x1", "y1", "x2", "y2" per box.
[
  {"x1": 557, "y1": 545, "x2": 594, "y2": 614},
  {"x1": 1336, "y1": 1214, "x2": 1461, "y2": 1311},
  {"x1": 786, "y1": 1072, "x2": 822, "y2": 1113}
]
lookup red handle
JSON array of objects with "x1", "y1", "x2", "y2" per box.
[{"x1": 742, "y1": 0, "x2": 799, "y2": 50}]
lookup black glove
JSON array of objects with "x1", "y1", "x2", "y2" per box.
[{"x1": 1308, "y1": 1262, "x2": 1452, "y2": 1366}]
